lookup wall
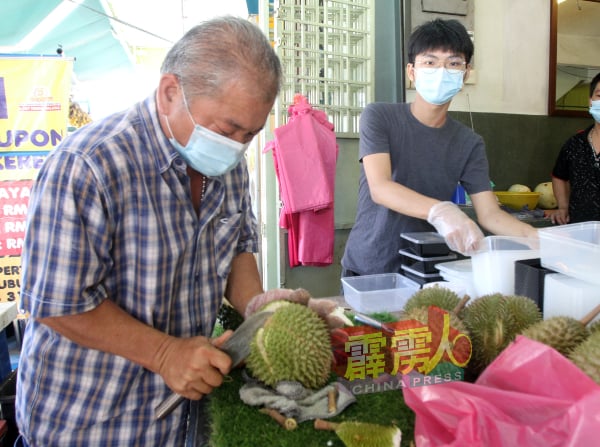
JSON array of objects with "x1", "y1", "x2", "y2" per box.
[{"x1": 278, "y1": 0, "x2": 594, "y2": 298}]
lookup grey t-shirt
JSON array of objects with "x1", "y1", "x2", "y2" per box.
[{"x1": 341, "y1": 102, "x2": 491, "y2": 275}]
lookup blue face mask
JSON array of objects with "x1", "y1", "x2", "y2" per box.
[
  {"x1": 165, "y1": 94, "x2": 249, "y2": 177},
  {"x1": 414, "y1": 67, "x2": 464, "y2": 105},
  {"x1": 590, "y1": 100, "x2": 600, "y2": 123}
]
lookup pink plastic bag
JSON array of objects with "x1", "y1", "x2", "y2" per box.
[
  {"x1": 264, "y1": 94, "x2": 338, "y2": 267},
  {"x1": 403, "y1": 336, "x2": 600, "y2": 446}
]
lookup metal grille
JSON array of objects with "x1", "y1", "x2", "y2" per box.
[{"x1": 273, "y1": 0, "x2": 373, "y2": 135}]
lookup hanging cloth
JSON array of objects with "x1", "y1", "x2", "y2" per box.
[{"x1": 264, "y1": 94, "x2": 338, "y2": 267}]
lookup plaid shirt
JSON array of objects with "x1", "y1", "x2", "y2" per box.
[{"x1": 16, "y1": 94, "x2": 259, "y2": 446}]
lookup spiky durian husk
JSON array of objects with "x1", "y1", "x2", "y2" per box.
[
  {"x1": 404, "y1": 286, "x2": 462, "y2": 314},
  {"x1": 335, "y1": 422, "x2": 402, "y2": 447},
  {"x1": 588, "y1": 320, "x2": 600, "y2": 335},
  {"x1": 521, "y1": 316, "x2": 589, "y2": 356},
  {"x1": 569, "y1": 330, "x2": 600, "y2": 385},
  {"x1": 400, "y1": 306, "x2": 467, "y2": 334},
  {"x1": 462, "y1": 293, "x2": 541, "y2": 375},
  {"x1": 246, "y1": 303, "x2": 332, "y2": 389},
  {"x1": 503, "y1": 295, "x2": 543, "y2": 332}
]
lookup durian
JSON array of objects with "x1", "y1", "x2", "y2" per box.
[
  {"x1": 462, "y1": 293, "x2": 542, "y2": 375},
  {"x1": 569, "y1": 330, "x2": 600, "y2": 385},
  {"x1": 400, "y1": 306, "x2": 467, "y2": 334},
  {"x1": 521, "y1": 316, "x2": 589, "y2": 356},
  {"x1": 404, "y1": 286, "x2": 463, "y2": 314},
  {"x1": 314, "y1": 419, "x2": 401, "y2": 447},
  {"x1": 588, "y1": 320, "x2": 600, "y2": 335},
  {"x1": 246, "y1": 303, "x2": 333, "y2": 389}
]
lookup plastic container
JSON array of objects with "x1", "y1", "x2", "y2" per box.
[
  {"x1": 514, "y1": 258, "x2": 555, "y2": 312},
  {"x1": 400, "y1": 232, "x2": 451, "y2": 257},
  {"x1": 543, "y1": 273, "x2": 600, "y2": 323},
  {"x1": 398, "y1": 249, "x2": 457, "y2": 274},
  {"x1": 400, "y1": 264, "x2": 443, "y2": 286},
  {"x1": 341, "y1": 273, "x2": 420, "y2": 313},
  {"x1": 435, "y1": 258, "x2": 477, "y2": 298},
  {"x1": 471, "y1": 236, "x2": 539, "y2": 296},
  {"x1": 539, "y1": 221, "x2": 600, "y2": 286}
]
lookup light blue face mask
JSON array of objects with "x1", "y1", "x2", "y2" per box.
[
  {"x1": 590, "y1": 99, "x2": 600, "y2": 123},
  {"x1": 414, "y1": 67, "x2": 464, "y2": 105},
  {"x1": 165, "y1": 93, "x2": 249, "y2": 177}
]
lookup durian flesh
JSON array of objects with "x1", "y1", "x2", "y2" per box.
[{"x1": 246, "y1": 303, "x2": 333, "y2": 389}]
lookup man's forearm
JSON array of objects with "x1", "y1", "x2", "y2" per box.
[
  {"x1": 225, "y1": 252, "x2": 264, "y2": 315},
  {"x1": 38, "y1": 299, "x2": 174, "y2": 374}
]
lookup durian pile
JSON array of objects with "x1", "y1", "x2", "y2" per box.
[{"x1": 395, "y1": 286, "x2": 600, "y2": 383}]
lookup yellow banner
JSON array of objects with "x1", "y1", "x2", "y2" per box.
[
  {"x1": 0, "y1": 56, "x2": 72, "y2": 305},
  {"x1": 0, "y1": 56, "x2": 72, "y2": 153}
]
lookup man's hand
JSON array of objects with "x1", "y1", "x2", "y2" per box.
[
  {"x1": 153, "y1": 333, "x2": 232, "y2": 400},
  {"x1": 427, "y1": 201, "x2": 484, "y2": 255}
]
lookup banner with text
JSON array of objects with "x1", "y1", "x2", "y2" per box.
[{"x1": 0, "y1": 56, "x2": 72, "y2": 304}]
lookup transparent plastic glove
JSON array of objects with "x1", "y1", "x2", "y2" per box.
[{"x1": 427, "y1": 201, "x2": 484, "y2": 256}]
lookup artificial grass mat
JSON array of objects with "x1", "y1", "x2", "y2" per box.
[{"x1": 206, "y1": 368, "x2": 416, "y2": 447}]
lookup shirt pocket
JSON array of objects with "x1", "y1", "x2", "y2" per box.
[{"x1": 215, "y1": 212, "x2": 242, "y2": 278}]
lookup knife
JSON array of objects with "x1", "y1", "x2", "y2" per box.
[
  {"x1": 154, "y1": 310, "x2": 274, "y2": 420},
  {"x1": 353, "y1": 312, "x2": 396, "y2": 335}
]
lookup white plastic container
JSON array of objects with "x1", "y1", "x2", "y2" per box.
[
  {"x1": 543, "y1": 273, "x2": 600, "y2": 323},
  {"x1": 435, "y1": 258, "x2": 477, "y2": 298},
  {"x1": 471, "y1": 236, "x2": 539, "y2": 296},
  {"x1": 539, "y1": 221, "x2": 600, "y2": 286},
  {"x1": 341, "y1": 273, "x2": 420, "y2": 313}
]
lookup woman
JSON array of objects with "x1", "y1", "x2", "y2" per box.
[{"x1": 551, "y1": 71, "x2": 600, "y2": 224}]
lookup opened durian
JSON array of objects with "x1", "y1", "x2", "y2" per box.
[
  {"x1": 521, "y1": 316, "x2": 589, "y2": 356},
  {"x1": 404, "y1": 286, "x2": 463, "y2": 314},
  {"x1": 462, "y1": 293, "x2": 542, "y2": 375},
  {"x1": 246, "y1": 303, "x2": 333, "y2": 389},
  {"x1": 569, "y1": 330, "x2": 600, "y2": 385}
]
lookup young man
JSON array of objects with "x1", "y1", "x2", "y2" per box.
[
  {"x1": 16, "y1": 16, "x2": 282, "y2": 446},
  {"x1": 342, "y1": 18, "x2": 537, "y2": 277}
]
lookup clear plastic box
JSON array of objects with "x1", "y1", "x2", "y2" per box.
[
  {"x1": 543, "y1": 273, "x2": 600, "y2": 323},
  {"x1": 470, "y1": 236, "x2": 539, "y2": 296},
  {"x1": 341, "y1": 273, "x2": 420, "y2": 313},
  {"x1": 435, "y1": 259, "x2": 477, "y2": 298},
  {"x1": 539, "y1": 221, "x2": 600, "y2": 286}
]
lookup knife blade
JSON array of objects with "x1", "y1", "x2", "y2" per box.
[
  {"x1": 353, "y1": 312, "x2": 396, "y2": 335},
  {"x1": 154, "y1": 310, "x2": 274, "y2": 420}
]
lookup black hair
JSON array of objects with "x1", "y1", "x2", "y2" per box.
[
  {"x1": 407, "y1": 19, "x2": 474, "y2": 64},
  {"x1": 590, "y1": 72, "x2": 600, "y2": 97}
]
